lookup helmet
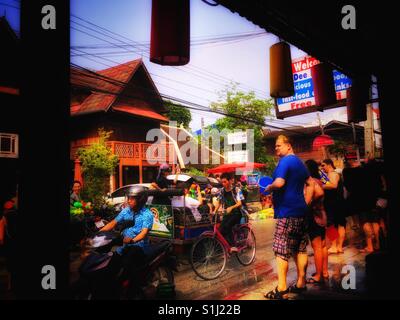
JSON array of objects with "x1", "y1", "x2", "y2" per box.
[
  {"x1": 126, "y1": 185, "x2": 148, "y2": 210},
  {"x1": 160, "y1": 163, "x2": 171, "y2": 171}
]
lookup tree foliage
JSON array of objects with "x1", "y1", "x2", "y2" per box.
[
  {"x1": 164, "y1": 100, "x2": 192, "y2": 128},
  {"x1": 209, "y1": 84, "x2": 277, "y2": 173},
  {"x1": 184, "y1": 166, "x2": 207, "y2": 177},
  {"x1": 77, "y1": 128, "x2": 119, "y2": 210}
]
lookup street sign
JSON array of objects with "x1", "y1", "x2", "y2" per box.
[
  {"x1": 275, "y1": 56, "x2": 352, "y2": 118},
  {"x1": 226, "y1": 150, "x2": 248, "y2": 163},
  {"x1": 227, "y1": 131, "x2": 248, "y2": 145}
]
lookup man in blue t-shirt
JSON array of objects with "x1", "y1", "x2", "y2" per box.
[
  {"x1": 264, "y1": 135, "x2": 312, "y2": 300},
  {"x1": 100, "y1": 185, "x2": 154, "y2": 290}
]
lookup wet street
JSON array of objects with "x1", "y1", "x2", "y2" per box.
[
  {"x1": 173, "y1": 218, "x2": 369, "y2": 300},
  {"x1": 65, "y1": 216, "x2": 371, "y2": 300}
]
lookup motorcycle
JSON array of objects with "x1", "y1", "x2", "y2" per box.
[{"x1": 72, "y1": 230, "x2": 177, "y2": 300}]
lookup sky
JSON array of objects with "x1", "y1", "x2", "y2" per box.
[{"x1": 1, "y1": 0, "x2": 362, "y2": 131}]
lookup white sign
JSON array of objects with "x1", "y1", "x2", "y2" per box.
[
  {"x1": 276, "y1": 56, "x2": 352, "y2": 113},
  {"x1": 227, "y1": 131, "x2": 247, "y2": 145},
  {"x1": 226, "y1": 150, "x2": 248, "y2": 163}
]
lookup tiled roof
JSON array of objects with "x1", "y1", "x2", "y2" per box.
[{"x1": 70, "y1": 59, "x2": 142, "y2": 115}]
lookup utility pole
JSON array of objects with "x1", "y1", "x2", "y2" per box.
[
  {"x1": 351, "y1": 122, "x2": 361, "y2": 163},
  {"x1": 364, "y1": 103, "x2": 375, "y2": 160}
]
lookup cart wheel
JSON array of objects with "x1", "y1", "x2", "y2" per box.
[{"x1": 190, "y1": 236, "x2": 226, "y2": 280}]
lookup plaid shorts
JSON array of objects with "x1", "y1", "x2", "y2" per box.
[{"x1": 272, "y1": 217, "x2": 308, "y2": 261}]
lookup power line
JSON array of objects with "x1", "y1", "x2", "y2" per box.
[
  {"x1": 70, "y1": 14, "x2": 270, "y2": 100},
  {"x1": 71, "y1": 62, "x2": 308, "y2": 136}
]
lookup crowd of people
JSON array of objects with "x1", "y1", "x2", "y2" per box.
[{"x1": 264, "y1": 134, "x2": 387, "y2": 300}]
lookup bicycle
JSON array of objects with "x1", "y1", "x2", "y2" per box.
[{"x1": 190, "y1": 211, "x2": 256, "y2": 280}]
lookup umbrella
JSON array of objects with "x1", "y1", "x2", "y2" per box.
[
  {"x1": 166, "y1": 174, "x2": 192, "y2": 182},
  {"x1": 207, "y1": 162, "x2": 265, "y2": 174},
  {"x1": 312, "y1": 134, "x2": 334, "y2": 150}
]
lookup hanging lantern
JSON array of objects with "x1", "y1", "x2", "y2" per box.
[
  {"x1": 346, "y1": 79, "x2": 369, "y2": 123},
  {"x1": 150, "y1": 0, "x2": 190, "y2": 66},
  {"x1": 311, "y1": 62, "x2": 336, "y2": 110},
  {"x1": 312, "y1": 134, "x2": 334, "y2": 150},
  {"x1": 270, "y1": 42, "x2": 294, "y2": 98}
]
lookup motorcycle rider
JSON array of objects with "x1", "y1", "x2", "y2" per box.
[{"x1": 100, "y1": 185, "x2": 154, "y2": 294}]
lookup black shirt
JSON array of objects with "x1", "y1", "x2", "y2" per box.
[{"x1": 153, "y1": 176, "x2": 171, "y2": 205}]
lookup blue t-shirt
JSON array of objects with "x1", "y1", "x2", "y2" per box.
[
  {"x1": 115, "y1": 206, "x2": 154, "y2": 254},
  {"x1": 272, "y1": 154, "x2": 309, "y2": 218}
]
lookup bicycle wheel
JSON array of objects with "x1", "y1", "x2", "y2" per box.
[
  {"x1": 190, "y1": 236, "x2": 227, "y2": 280},
  {"x1": 234, "y1": 226, "x2": 256, "y2": 266}
]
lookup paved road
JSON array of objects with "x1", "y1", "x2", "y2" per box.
[
  {"x1": 173, "y1": 218, "x2": 370, "y2": 300},
  {"x1": 66, "y1": 216, "x2": 370, "y2": 300},
  {"x1": 173, "y1": 218, "x2": 276, "y2": 300}
]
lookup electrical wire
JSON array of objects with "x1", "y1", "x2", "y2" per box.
[{"x1": 70, "y1": 62, "x2": 308, "y2": 136}]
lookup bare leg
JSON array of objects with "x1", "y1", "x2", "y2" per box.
[
  {"x1": 337, "y1": 225, "x2": 346, "y2": 252},
  {"x1": 322, "y1": 238, "x2": 329, "y2": 278},
  {"x1": 276, "y1": 256, "x2": 289, "y2": 291},
  {"x1": 311, "y1": 237, "x2": 323, "y2": 281},
  {"x1": 294, "y1": 252, "x2": 308, "y2": 288},
  {"x1": 328, "y1": 238, "x2": 338, "y2": 254},
  {"x1": 362, "y1": 223, "x2": 374, "y2": 252},
  {"x1": 372, "y1": 222, "x2": 380, "y2": 250}
]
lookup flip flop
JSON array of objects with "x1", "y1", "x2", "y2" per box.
[
  {"x1": 306, "y1": 277, "x2": 324, "y2": 285},
  {"x1": 264, "y1": 286, "x2": 289, "y2": 300},
  {"x1": 288, "y1": 284, "x2": 307, "y2": 293}
]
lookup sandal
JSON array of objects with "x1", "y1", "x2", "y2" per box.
[
  {"x1": 288, "y1": 284, "x2": 307, "y2": 293},
  {"x1": 359, "y1": 248, "x2": 374, "y2": 253},
  {"x1": 306, "y1": 277, "x2": 324, "y2": 285},
  {"x1": 264, "y1": 286, "x2": 289, "y2": 300}
]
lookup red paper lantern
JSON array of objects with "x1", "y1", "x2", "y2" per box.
[
  {"x1": 311, "y1": 62, "x2": 336, "y2": 110},
  {"x1": 346, "y1": 79, "x2": 369, "y2": 123},
  {"x1": 312, "y1": 134, "x2": 334, "y2": 150},
  {"x1": 270, "y1": 42, "x2": 294, "y2": 98},
  {"x1": 150, "y1": 0, "x2": 190, "y2": 66}
]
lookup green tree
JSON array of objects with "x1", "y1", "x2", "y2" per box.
[
  {"x1": 77, "y1": 128, "x2": 119, "y2": 210},
  {"x1": 164, "y1": 100, "x2": 192, "y2": 128},
  {"x1": 209, "y1": 84, "x2": 276, "y2": 172},
  {"x1": 184, "y1": 166, "x2": 206, "y2": 177}
]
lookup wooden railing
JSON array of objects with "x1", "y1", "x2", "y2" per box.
[{"x1": 71, "y1": 139, "x2": 174, "y2": 163}]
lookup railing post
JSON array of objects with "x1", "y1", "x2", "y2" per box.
[{"x1": 139, "y1": 143, "x2": 143, "y2": 183}]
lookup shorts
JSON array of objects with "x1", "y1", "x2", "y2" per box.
[
  {"x1": 272, "y1": 217, "x2": 308, "y2": 261},
  {"x1": 308, "y1": 217, "x2": 326, "y2": 241},
  {"x1": 359, "y1": 209, "x2": 380, "y2": 224}
]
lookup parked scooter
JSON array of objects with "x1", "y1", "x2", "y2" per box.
[{"x1": 72, "y1": 230, "x2": 177, "y2": 300}]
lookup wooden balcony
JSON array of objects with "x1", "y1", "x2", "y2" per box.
[{"x1": 71, "y1": 139, "x2": 175, "y2": 164}]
